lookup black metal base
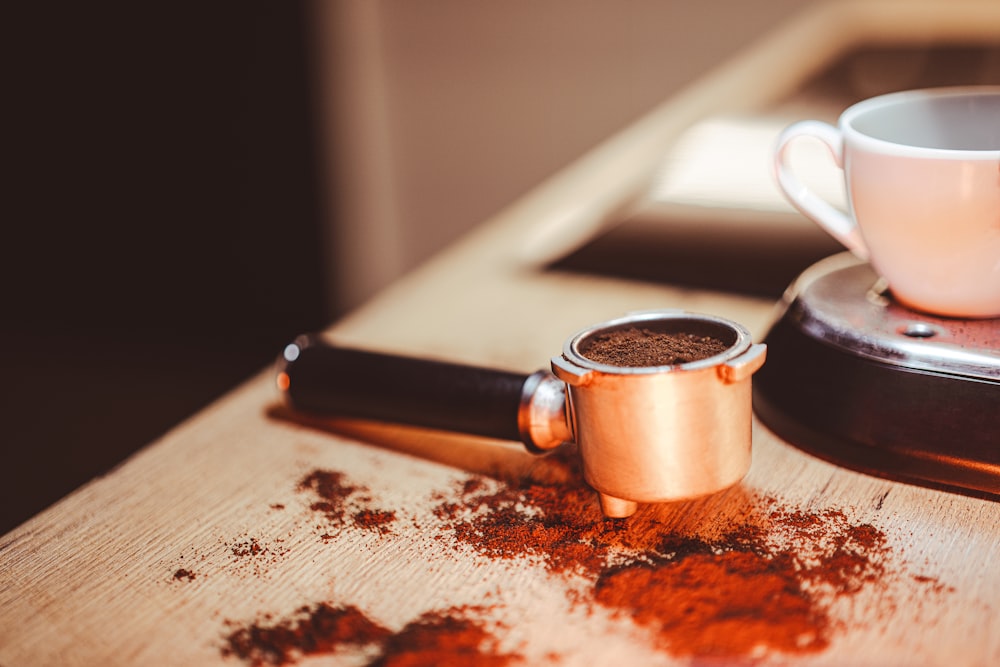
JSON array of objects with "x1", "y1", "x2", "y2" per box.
[{"x1": 753, "y1": 254, "x2": 1000, "y2": 498}]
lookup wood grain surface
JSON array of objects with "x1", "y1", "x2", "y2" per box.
[
  {"x1": 4, "y1": 3, "x2": 999, "y2": 665},
  {"x1": 2, "y1": 241, "x2": 997, "y2": 666}
]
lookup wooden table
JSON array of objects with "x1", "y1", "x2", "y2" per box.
[{"x1": 3, "y1": 3, "x2": 999, "y2": 665}]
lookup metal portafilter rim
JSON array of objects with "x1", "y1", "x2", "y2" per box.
[{"x1": 561, "y1": 310, "x2": 756, "y2": 375}]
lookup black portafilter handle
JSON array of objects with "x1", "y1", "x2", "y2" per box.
[{"x1": 275, "y1": 335, "x2": 571, "y2": 452}]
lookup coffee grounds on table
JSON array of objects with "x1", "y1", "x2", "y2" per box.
[
  {"x1": 580, "y1": 327, "x2": 729, "y2": 367},
  {"x1": 222, "y1": 603, "x2": 392, "y2": 666},
  {"x1": 213, "y1": 448, "x2": 953, "y2": 665},
  {"x1": 370, "y1": 608, "x2": 519, "y2": 667},
  {"x1": 222, "y1": 604, "x2": 520, "y2": 667},
  {"x1": 297, "y1": 469, "x2": 398, "y2": 534},
  {"x1": 435, "y1": 451, "x2": 894, "y2": 658}
]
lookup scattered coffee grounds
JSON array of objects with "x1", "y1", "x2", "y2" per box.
[
  {"x1": 353, "y1": 509, "x2": 397, "y2": 534},
  {"x1": 430, "y1": 446, "x2": 908, "y2": 660},
  {"x1": 370, "y1": 607, "x2": 520, "y2": 667},
  {"x1": 231, "y1": 538, "x2": 266, "y2": 558},
  {"x1": 595, "y1": 551, "x2": 826, "y2": 656},
  {"x1": 298, "y1": 469, "x2": 397, "y2": 534},
  {"x1": 298, "y1": 470, "x2": 360, "y2": 524},
  {"x1": 445, "y1": 481, "x2": 610, "y2": 576},
  {"x1": 223, "y1": 604, "x2": 519, "y2": 667},
  {"x1": 172, "y1": 568, "x2": 196, "y2": 582},
  {"x1": 222, "y1": 603, "x2": 391, "y2": 667},
  {"x1": 224, "y1": 535, "x2": 290, "y2": 579},
  {"x1": 210, "y1": 458, "x2": 947, "y2": 665},
  {"x1": 912, "y1": 574, "x2": 956, "y2": 595},
  {"x1": 580, "y1": 326, "x2": 729, "y2": 367}
]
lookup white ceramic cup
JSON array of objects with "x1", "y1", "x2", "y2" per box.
[{"x1": 774, "y1": 86, "x2": 1000, "y2": 318}]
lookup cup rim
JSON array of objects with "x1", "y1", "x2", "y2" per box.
[{"x1": 840, "y1": 85, "x2": 1000, "y2": 158}]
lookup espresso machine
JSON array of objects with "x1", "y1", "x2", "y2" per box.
[{"x1": 753, "y1": 252, "x2": 1000, "y2": 497}]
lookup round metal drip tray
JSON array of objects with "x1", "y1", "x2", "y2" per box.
[{"x1": 753, "y1": 253, "x2": 1000, "y2": 497}]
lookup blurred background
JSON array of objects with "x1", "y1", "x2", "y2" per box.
[
  {"x1": 3, "y1": 0, "x2": 818, "y2": 534},
  {"x1": 6, "y1": 0, "x2": 997, "y2": 534},
  {"x1": 5, "y1": 1, "x2": 325, "y2": 533}
]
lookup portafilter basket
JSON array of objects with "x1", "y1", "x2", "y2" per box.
[{"x1": 276, "y1": 310, "x2": 766, "y2": 517}]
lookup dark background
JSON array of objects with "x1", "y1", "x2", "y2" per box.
[{"x1": 3, "y1": 3, "x2": 328, "y2": 534}]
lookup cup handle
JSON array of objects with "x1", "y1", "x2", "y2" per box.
[{"x1": 773, "y1": 120, "x2": 869, "y2": 260}]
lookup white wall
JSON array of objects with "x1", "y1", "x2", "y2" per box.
[{"x1": 310, "y1": 0, "x2": 819, "y2": 315}]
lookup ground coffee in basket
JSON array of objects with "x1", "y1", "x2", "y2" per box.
[{"x1": 580, "y1": 326, "x2": 729, "y2": 367}]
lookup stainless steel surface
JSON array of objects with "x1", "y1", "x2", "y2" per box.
[
  {"x1": 551, "y1": 311, "x2": 767, "y2": 518},
  {"x1": 754, "y1": 253, "x2": 1000, "y2": 496},
  {"x1": 782, "y1": 253, "x2": 1000, "y2": 381},
  {"x1": 517, "y1": 370, "x2": 573, "y2": 453}
]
